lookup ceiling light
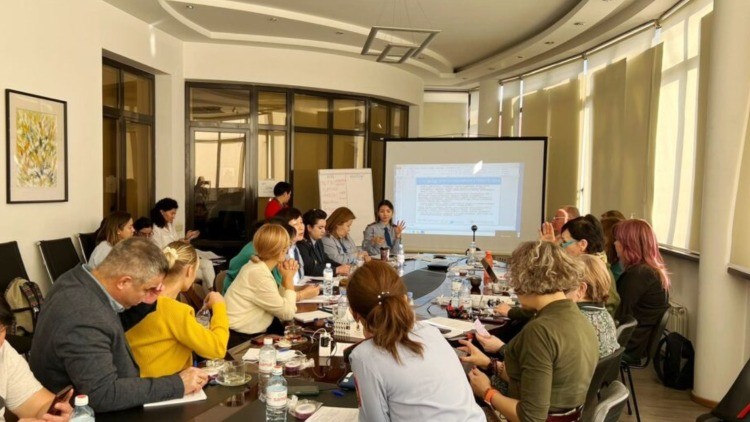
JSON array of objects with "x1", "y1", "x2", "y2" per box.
[
  {"x1": 517, "y1": 55, "x2": 524, "y2": 59},
  {"x1": 488, "y1": 67, "x2": 496, "y2": 71},
  {"x1": 462, "y1": 77, "x2": 468, "y2": 80},
  {"x1": 544, "y1": 41, "x2": 554, "y2": 45},
  {"x1": 574, "y1": 22, "x2": 585, "y2": 26},
  {"x1": 268, "y1": 17, "x2": 278, "y2": 22},
  {"x1": 362, "y1": 26, "x2": 440, "y2": 64},
  {"x1": 417, "y1": 55, "x2": 426, "y2": 60},
  {"x1": 335, "y1": 31, "x2": 344, "y2": 35},
  {"x1": 185, "y1": 4, "x2": 194, "y2": 9}
]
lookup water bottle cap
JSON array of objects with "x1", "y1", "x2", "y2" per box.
[
  {"x1": 74, "y1": 395, "x2": 89, "y2": 406},
  {"x1": 272, "y1": 365, "x2": 283, "y2": 375},
  {"x1": 263, "y1": 337, "x2": 273, "y2": 345},
  {"x1": 325, "y1": 263, "x2": 331, "y2": 268}
]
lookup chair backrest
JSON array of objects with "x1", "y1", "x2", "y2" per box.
[
  {"x1": 711, "y1": 356, "x2": 750, "y2": 421},
  {"x1": 37, "y1": 238, "x2": 82, "y2": 283},
  {"x1": 0, "y1": 241, "x2": 30, "y2": 293},
  {"x1": 592, "y1": 381, "x2": 629, "y2": 422},
  {"x1": 616, "y1": 315, "x2": 638, "y2": 347},
  {"x1": 214, "y1": 270, "x2": 227, "y2": 294},
  {"x1": 583, "y1": 347, "x2": 626, "y2": 421},
  {"x1": 642, "y1": 307, "x2": 671, "y2": 367},
  {"x1": 76, "y1": 232, "x2": 98, "y2": 263}
]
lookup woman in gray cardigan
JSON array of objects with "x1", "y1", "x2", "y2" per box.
[{"x1": 321, "y1": 207, "x2": 370, "y2": 265}]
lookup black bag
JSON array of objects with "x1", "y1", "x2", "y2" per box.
[{"x1": 654, "y1": 332, "x2": 694, "y2": 390}]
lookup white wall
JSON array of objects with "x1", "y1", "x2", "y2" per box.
[
  {"x1": 662, "y1": 255, "x2": 700, "y2": 342},
  {"x1": 0, "y1": 0, "x2": 184, "y2": 292},
  {"x1": 183, "y1": 43, "x2": 424, "y2": 106}
]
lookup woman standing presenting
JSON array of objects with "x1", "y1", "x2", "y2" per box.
[
  {"x1": 347, "y1": 261, "x2": 485, "y2": 422},
  {"x1": 362, "y1": 200, "x2": 406, "y2": 256}
]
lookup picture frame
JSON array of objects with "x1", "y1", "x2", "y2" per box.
[{"x1": 5, "y1": 89, "x2": 68, "y2": 203}]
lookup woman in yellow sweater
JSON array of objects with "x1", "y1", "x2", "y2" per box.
[{"x1": 126, "y1": 241, "x2": 229, "y2": 377}]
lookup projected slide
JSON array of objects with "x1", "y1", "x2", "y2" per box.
[{"x1": 393, "y1": 162, "x2": 523, "y2": 236}]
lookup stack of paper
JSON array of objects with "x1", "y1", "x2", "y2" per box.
[
  {"x1": 294, "y1": 310, "x2": 332, "y2": 323},
  {"x1": 144, "y1": 390, "x2": 207, "y2": 407}
]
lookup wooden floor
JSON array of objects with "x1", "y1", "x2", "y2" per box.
[{"x1": 619, "y1": 364, "x2": 709, "y2": 422}]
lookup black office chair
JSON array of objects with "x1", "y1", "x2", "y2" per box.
[
  {"x1": 583, "y1": 347, "x2": 626, "y2": 421},
  {"x1": 0, "y1": 241, "x2": 34, "y2": 356},
  {"x1": 696, "y1": 357, "x2": 750, "y2": 422},
  {"x1": 616, "y1": 315, "x2": 638, "y2": 347},
  {"x1": 620, "y1": 308, "x2": 671, "y2": 422},
  {"x1": 592, "y1": 381, "x2": 630, "y2": 422},
  {"x1": 0, "y1": 241, "x2": 30, "y2": 293},
  {"x1": 76, "y1": 232, "x2": 98, "y2": 263},
  {"x1": 37, "y1": 237, "x2": 82, "y2": 283}
]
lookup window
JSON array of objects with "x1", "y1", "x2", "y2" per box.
[{"x1": 102, "y1": 59, "x2": 154, "y2": 219}]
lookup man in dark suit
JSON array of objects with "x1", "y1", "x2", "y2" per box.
[{"x1": 30, "y1": 238, "x2": 208, "y2": 412}]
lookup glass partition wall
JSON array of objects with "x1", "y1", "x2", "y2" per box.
[{"x1": 186, "y1": 83, "x2": 408, "y2": 244}]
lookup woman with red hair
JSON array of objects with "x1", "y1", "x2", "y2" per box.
[{"x1": 613, "y1": 219, "x2": 670, "y2": 362}]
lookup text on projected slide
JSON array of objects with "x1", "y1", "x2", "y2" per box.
[{"x1": 394, "y1": 162, "x2": 523, "y2": 236}]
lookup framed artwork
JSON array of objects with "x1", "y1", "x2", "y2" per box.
[{"x1": 5, "y1": 89, "x2": 68, "y2": 203}]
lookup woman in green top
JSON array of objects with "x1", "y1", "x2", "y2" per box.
[{"x1": 461, "y1": 241, "x2": 599, "y2": 422}]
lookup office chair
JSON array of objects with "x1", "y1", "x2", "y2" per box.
[
  {"x1": 37, "y1": 237, "x2": 82, "y2": 283},
  {"x1": 76, "y1": 232, "x2": 98, "y2": 263},
  {"x1": 0, "y1": 241, "x2": 30, "y2": 293},
  {"x1": 592, "y1": 381, "x2": 630, "y2": 422},
  {"x1": 213, "y1": 270, "x2": 227, "y2": 294},
  {"x1": 696, "y1": 357, "x2": 750, "y2": 422},
  {"x1": 620, "y1": 308, "x2": 671, "y2": 422},
  {"x1": 583, "y1": 347, "x2": 626, "y2": 422}
]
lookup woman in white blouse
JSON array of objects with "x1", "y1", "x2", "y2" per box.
[
  {"x1": 88, "y1": 211, "x2": 134, "y2": 267},
  {"x1": 150, "y1": 197, "x2": 215, "y2": 291}
]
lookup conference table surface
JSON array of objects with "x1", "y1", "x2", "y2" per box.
[{"x1": 91, "y1": 258, "x2": 511, "y2": 421}]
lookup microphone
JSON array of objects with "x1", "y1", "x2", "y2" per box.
[{"x1": 471, "y1": 225, "x2": 478, "y2": 242}]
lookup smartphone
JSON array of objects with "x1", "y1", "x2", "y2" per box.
[
  {"x1": 46, "y1": 385, "x2": 73, "y2": 416},
  {"x1": 288, "y1": 385, "x2": 320, "y2": 396}
]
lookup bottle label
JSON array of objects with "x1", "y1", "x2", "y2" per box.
[
  {"x1": 259, "y1": 358, "x2": 275, "y2": 373},
  {"x1": 266, "y1": 387, "x2": 287, "y2": 407}
]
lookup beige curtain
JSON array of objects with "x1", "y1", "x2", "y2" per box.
[
  {"x1": 546, "y1": 79, "x2": 582, "y2": 220},
  {"x1": 590, "y1": 46, "x2": 662, "y2": 219}
]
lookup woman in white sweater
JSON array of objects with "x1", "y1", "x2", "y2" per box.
[{"x1": 225, "y1": 224, "x2": 316, "y2": 347}]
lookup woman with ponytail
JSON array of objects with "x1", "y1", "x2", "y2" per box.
[
  {"x1": 346, "y1": 261, "x2": 484, "y2": 422},
  {"x1": 125, "y1": 241, "x2": 229, "y2": 377},
  {"x1": 613, "y1": 219, "x2": 670, "y2": 362}
]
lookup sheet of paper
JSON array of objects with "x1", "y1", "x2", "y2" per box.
[
  {"x1": 307, "y1": 407, "x2": 359, "y2": 422},
  {"x1": 259, "y1": 179, "x2": 278, "y2": 197},
  {"x1": 333, "y1": 342, "x2": 355, "y2": 357},
  {"x1": 297, "y1": 295, "x2": 339, "y2": 304},
  {"x1": 473, "y1": 318, "x2": 490, "y2": 337},
  {"x1": 197, "y1": 250, "x2": 223, "y2": 260},
  {"x1": 294, "y1": 310, "x2": 333, "y2": 323},
  {"x1": 242, "y1": 348, "x2": 260, "y2": 361},
  {"x1": 144, "y1": 389, "x2": 207, "y2": 407}
]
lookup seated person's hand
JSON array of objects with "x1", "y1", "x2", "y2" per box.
[
  {"x1": 468, "y1": 367, "x2": 492, "y2": 398},
  {"x1": 278, "y1": 259, "x2": 299, "y2": 279},
  {"x1": 538, "y1": 222, "x2": 556, "y2": 243},
  {"x1": 180, "y1": 367, "x2": 209, "y2": 394},
  {"x1": 371, "y1": 235, "x2": 385, "y2": 246},
  {"x1": 298, "y1": 285, "x2": 320, "y2": 301},
  {"x1": 21, "y1": 389, "x2": 75, "y2": 422},
  {"x1": 476, "y1": 333, "x2": 504, "y2": 353},
  {"x1": 358, "y1": 252, "x2": 372, "y2": 262},
  {"x1": 494, "y1": 302, "x2": 511, "y2": 317},
  {"x1": 335, "y1": 264, "x2": 351, "y2": 276},
  {"x1": 185, "y1": 230, "x2": 200, "y2": 241},
  {"x1": 204, "y1": 292, "x2": 224, "y2": 309},
  {"x1": 457, "y1": 339, "x2": 491, "y2": 369},
  {"x1": 395, "y1": 220, "x2": 406, "y2": 236}
]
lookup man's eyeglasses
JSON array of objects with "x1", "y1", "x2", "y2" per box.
[{"x1": 560, "y1": 239, "x2": 576, "y2": 248}]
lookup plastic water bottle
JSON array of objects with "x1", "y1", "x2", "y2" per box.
[
  {"x1": 323, "y1": 263, "x2": 334, "y2": 298},
  {"x1": 460, "y1": 279, "x2": 472, "y2": 312},
  {"x1": 258, "y1": 337, "x2": 276, "y2": 402},
  {"x1": 467, "y1": 241, "x2": 477, "y2": 265},
  {"x1": 396, "y1": 243, "x2": 405, "y2": 268},
  {"x1": 266, "y1": 365, "x2": 287, "y2": 422},
  {"x1": 71, "y1": 395, "x2": 95, "y2": 422},
  {"x1": 337, "y1": 288, "x2": 349, "y2": 321},
  {"x1": 450, "y1": 273, "x2": 462, "y2": 308}
]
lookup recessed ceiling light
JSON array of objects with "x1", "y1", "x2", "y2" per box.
[
  {"x1": 517, "y1": 55, "x2": 524, "y2": 59},
  {"x1": 417, "y1": 55, "x2": 426, "y2": 60},
  {"x1": 335, "y1": 31, "x2": 344, "y2": 35},
  {"x1": 488, "y1": 67, "x2": 496, "y2": 71},
  {"x1": 574, "y1": 21, "x2": 585, "y2": 26},
  {"x1": 544, "y1": 41, "x2": 555, "y2": 45},
  {"x1": 185, "y1": 4, "x2": 194, "y2": 9},
  {"x1": 268, "y1": 17, "x2": 278, "y2": 22},
  {"x1": 462, "y1": 77, "x2": 468, "y2": 80}
]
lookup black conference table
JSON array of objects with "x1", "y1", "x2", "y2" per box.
[{"x1": 91, "y1": 257, "x2": 515, "y2": 421}]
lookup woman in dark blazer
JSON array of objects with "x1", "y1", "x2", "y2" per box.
[{"x1": 298, "y1": 209, "x2": 351, "y2": 276}]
